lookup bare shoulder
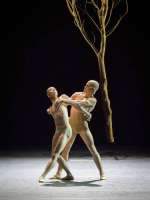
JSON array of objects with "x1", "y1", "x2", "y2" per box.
[
  {"x1": 88, "y1": 97, "x2": 97, "y2": 105},
  {"x1": 60, "y1": 94, "x2": 69, "y2": 99},
  {"x1": 71, "y1": 92, "x2": 83, "y2": 99}
]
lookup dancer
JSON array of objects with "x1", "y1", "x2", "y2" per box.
[
  {"x1": 38, "y1": 87, "x2": 91, "y2": 182},
  {"x1": 54, "y1": 80, "x2": 106, "y2": 180}
]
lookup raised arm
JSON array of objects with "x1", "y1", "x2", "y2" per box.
[
  {"x1": 60, "y1": 97, "x2": 97, "y2": 121},
  {"x1": 63, "y1": 97, "x2": 97, "y2": 111}
]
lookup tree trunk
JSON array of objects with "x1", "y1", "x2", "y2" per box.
[
  {"x1": 98, "y1": 3, "x2": 114, "y2": 143},
  {"x1": 98, "y1": 55, "x2": 114, "y2": 143}
]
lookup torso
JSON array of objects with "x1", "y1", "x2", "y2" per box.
[
  {"x1": 69, "y1": 92, "x2": 96, "y2": 133},
  {"x1": 50, "y1": 98, "x2": 71, "y2": 133}
]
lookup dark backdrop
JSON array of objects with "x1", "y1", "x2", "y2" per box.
[{"x1": 0, "y1": 1, "x2": 149, "y2": 149}]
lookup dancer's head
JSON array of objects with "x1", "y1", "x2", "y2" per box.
[
  {"x1": 47, "y1": 87, "x2": 58, "y2": 100},
  {"x1": 84, "y1": 80, "x2": 99, "y2": 96}
]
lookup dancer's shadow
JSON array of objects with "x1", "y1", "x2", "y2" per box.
[{"x1": 41, "y1": 179, "x2": 102, "y2": 187}]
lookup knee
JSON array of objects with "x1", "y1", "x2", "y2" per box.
[
  {"x1": 89, "y1": 145, "x2": 99, "y2": 156},
  {"x1": 61, "y1": 150, "x2": 69, "y2": 160},
  {"x1": 57, "y1": 155, "x2": 61, "y2": 162},
  {"x1": 52, "y1": 152, "x2": 59, "y2": 161}
]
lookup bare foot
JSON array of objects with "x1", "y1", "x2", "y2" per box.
[
  {"x1": 61, "y1": 175, "x2": 74, "y2": 181},
  {"x1": 100, "y1": 175, "x2": 107, "y2": 180},
  {"x1": 38, "y1": 175, "x2": 45, "y2": 183},
  {"x1": 49, "y1": 174, "x2": 61, "y2": 180}
]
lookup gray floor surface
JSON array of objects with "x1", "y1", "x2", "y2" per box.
[{"x1": 0, "y1": 150, "x2": 150, "y2": 200}]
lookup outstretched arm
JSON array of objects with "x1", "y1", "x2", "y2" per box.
[
  {"x1": 62, "y1": 97, "x2": 97, "y2": 111},
  {"x1": 59, "y1": 98, "x2": 93, "y2": 121}
]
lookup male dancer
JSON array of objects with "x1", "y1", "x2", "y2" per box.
[{"x1": 54, "y1": 80, "x2": 106, "y2": 180}]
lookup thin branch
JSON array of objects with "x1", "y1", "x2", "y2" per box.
[
  {"x1": 106, "y1": 0, "x2": 115, "y2": 27},
  {"x1": 67, "y1": 0, "x2": 101, "y2": 34},
  {"x1": 74, "y1": 2, "x2": 82, "y2": 27},
  {"x1": 91, "y1": 0, "x2": 100, "y2": 10},
  {"x1": 66, "y1": 0, "x2": 98, "y2": 55},
  {"x1": 113, "y1": 0, "x2": 121, "y2": 8},
  {"x1": 106, "y1": 0, "x2": 128, "y2": 37},
  {"x1": 79, "y1": 21, "x2": 99, "y2": 55},
  {"x1": 67, "y1": 0, "x2": 81, "y2": 28},
  {"x1": 85, "y1": 11, "x2": 101, "y2": 33},
  {"x1": 66, "y1": 0, "x2": 74, "y2": 16},
  {"x1": 78, "y1": 6, "x2": 101, "y2": 34}
]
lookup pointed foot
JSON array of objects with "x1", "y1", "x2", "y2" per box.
[
  {"x1": 38, "y1": 175, "x2": 45, "y2": 183},
  {"x1": 49, "y1": 174, "x2": 62, "y2": 180}
]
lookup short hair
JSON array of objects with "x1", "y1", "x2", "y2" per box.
[
  {"x1": 47, "y1": 87, "x2": 56, "y2": 92},
  {"x1": 87, "y1": 80, "x2": 99, "y2": 93},
  {"x1": 46, "y1": 87, "x2": 58, "y2": 96}
]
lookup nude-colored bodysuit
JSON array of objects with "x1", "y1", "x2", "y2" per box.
[
  {"x1": 69, "y1": 92, "x2": 96, "y2": 133},
  {"x1": 50, "y1": 98, "x2": 72, "y2": 137}
]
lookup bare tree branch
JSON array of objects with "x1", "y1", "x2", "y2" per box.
[
  {"x1": 80, "y1": 21, "x2": 99, "y2": 55},
  {"x1": 79, "y1": 6, "x2": 101, "y2": 34},
  {"x1": 91, "y1": 0, "x2": 100, "y2": 10},
  {"x1": 73, "y1": 2, "x2": 82, "y2": 27},
  {"x1": 106, "y1": 0, "x2": 115, "y2": 27},
  {"x1": 65, "y1": 0, "x2": 128, "y2": 143},
  {"x1": 106, "y1": 0, "x2": 128, "y2": 37},
  {"x1": 66, "y1": 0, "x2": 74, "y2": 16}
]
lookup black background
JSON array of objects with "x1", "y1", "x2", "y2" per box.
[{"x1": 0, "y1": 1, "x2": 149, "y2": 150}]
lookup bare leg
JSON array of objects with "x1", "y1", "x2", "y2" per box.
[
  {"x1": 57, "y1": 156, "x2": 74, "y2": 180},
  {"x1": 38, "y1": 133, "x2": 73, "y2": 182},
  {"x1": 49, "y1": 133, "x2": 64, "y2": 179},
  {"x1": 80, "y1": 130, "x2": 106, "y2": 180},
  {"x1": 51, "y1": 133, "x2": 60, "y2": 155},
  {"x1": 53, "y1": 133, "x2": 77, "y2": 179}
]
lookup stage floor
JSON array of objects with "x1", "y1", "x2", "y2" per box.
[{"x1": 0, "y1": 150, "x2": 150, "y2": 200}]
